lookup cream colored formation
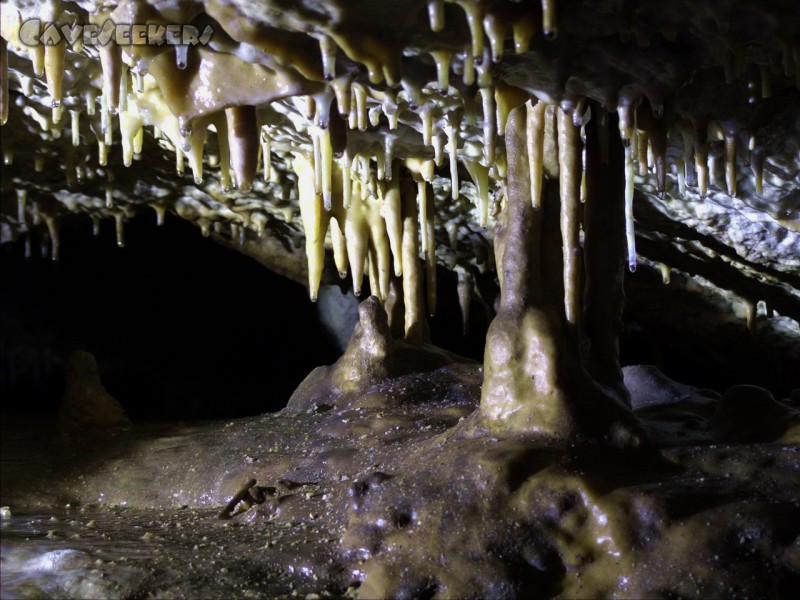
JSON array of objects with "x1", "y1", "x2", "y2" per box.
[{"x1": 1, "y1": 0, "x2": 797, "y2": 341}]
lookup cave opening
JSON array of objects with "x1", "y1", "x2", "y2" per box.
[{"x1": 0, "y1": 212, "x2": 343, "y2": 420}]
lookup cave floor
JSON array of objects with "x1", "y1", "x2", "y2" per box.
[{"x1": 2, "y1": 365, "x2": 799, "y2": 599}]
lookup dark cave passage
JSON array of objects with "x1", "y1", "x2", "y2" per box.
[
  {"x1": 0, "y1": 213, "x2": 342, "y2": 420},
  {"x1": 1, "y1": 212, "x2": 796, "y2": 424}
]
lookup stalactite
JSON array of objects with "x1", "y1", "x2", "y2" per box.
[
  {"x1": 226, "y1": 106, "x2": 258, "y2": 191},
  {"x1": 400, "y1": 173, "x2": 425, "y2": 342},
  {"x1": 526, "y1": 100, "x2": 547, "y2": 208},
  {"x1": 557, "y1": 108, "x2": 582, "y2": 327},
  {"x1": 1, "y1": 37, "x2": 9, "y2": 126}
]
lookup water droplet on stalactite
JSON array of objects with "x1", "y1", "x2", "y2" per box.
[{"x1": 175, "y1": 45, "x2": 189, "y2": 70}]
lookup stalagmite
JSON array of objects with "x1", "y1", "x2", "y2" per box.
[
  {"x1": 557, "y1": 108, "x2": 582, "y2": 326},
  {"x1": 526, "y1": 100, "x2": 547, "y2": 208},
  {"x1": 226, "y1": 106, "x2": 258, "y2": 192}
]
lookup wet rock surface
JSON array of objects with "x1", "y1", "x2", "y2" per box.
[{"x1": 3, "y1": 363, "x2": 798, "y2": 599}]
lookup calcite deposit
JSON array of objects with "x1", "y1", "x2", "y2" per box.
[{"x1": 1, "y1": 0, "x2": 799, "y2": 598}]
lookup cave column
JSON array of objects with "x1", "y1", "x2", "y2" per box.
[{"x1": 479, "y1": 104, "x2": 639, "y2": 444}]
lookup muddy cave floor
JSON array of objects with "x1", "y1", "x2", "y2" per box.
[{"x1": 1, "y1": 362, "x2": 799, "y2": 599}]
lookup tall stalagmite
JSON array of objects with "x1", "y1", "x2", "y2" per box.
[{"x1": 480, "y1": 105, "x2": 640, "y2": 445}]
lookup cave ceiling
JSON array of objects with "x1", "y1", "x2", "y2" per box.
[{"x1": 0, "y1": 0, "x2": 798, "y2": 343}]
